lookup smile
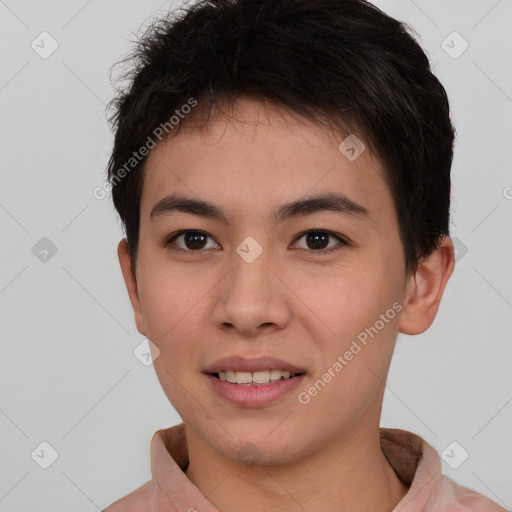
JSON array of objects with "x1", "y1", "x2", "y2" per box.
[{"x1": 214, "y1": 370, "x2": 303, "y2": 385}]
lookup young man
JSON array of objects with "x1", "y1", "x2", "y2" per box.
[{"x1": 103, "y1": 0, "x2": 507, "y2": 510}]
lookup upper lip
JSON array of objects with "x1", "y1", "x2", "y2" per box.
[{"x1": 204, "y1": 355, "x2": 307, "y2": 374}]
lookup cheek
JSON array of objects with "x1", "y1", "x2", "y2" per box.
[
  {"x1": 299, "y1": 260, "x2": 403, "y2": 383},
  {"x1": 295, "y1": 262, "x2": 395, "y2": 335},
  {"x1": 137, "y1": 277, "x2": 174, "y2": 337},
  {"x1": 136, "y1": 264, "x2": 209, "y2": 364}
]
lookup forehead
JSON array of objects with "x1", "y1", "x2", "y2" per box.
[{"x1": 140, "y1": 98, "x2": 394, "y2": 226}]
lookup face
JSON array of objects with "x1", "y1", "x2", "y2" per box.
[{"x1": 118, "y1": 97, "x2": 452, "y2": 466}]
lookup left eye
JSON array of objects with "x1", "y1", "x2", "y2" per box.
[
  {"x1": 292, "y1": 230, "x2": 347, "y2": 253},
  {"x1": 164, "y1": 230, "x2": 347, "y2": 253}
]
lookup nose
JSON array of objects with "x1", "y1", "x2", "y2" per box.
[{"x1": 212, "y1": 244, "x2": 293, "y2": 338}]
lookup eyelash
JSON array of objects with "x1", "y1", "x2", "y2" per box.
[{"x1": 163, "y1": 229, "x2": 349, "y2": 255}]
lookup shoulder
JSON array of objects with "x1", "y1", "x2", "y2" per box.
[
  {"x1": 102, "y1": 479, "x2": 154, "y2": 512},
  {"x1": 438, "y1": 475, "x2": 508, "y2": 512}
]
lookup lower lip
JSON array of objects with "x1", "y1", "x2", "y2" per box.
[{"x1": 206, "y1": 373, "x2": 307, "y2": 407}]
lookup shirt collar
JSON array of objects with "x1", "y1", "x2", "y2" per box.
[{"x1": 149, "y1": 423, "x2": 442, "y2": 512}]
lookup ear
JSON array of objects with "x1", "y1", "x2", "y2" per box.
[
  {"x1": 398, "y1": 235, "x2": 455, "y2": 335},
  {"x1": 117, "y1": 239, "x2": 147, "y2": 336}
]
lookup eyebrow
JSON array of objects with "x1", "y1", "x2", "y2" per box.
[{"x1": 149, "y1": 192, "x2": 370, "y2": 224}]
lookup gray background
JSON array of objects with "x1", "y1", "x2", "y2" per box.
[{"x1": 0, "y1": 0, "x2": 511, "y2": 510}]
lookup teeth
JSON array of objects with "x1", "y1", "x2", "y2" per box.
[{"x1": 218, "y1": 369, "x2": 296, "y2": 385}]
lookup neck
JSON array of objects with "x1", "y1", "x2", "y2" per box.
[{"x1": 184, "y1": 424, "x2": 409, "y2": 512}]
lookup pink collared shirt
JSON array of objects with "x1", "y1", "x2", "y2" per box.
[{"x1": 103, "y1": 424, "x2": 507, "y2": 512}]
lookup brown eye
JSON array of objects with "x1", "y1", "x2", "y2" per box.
[
  {"x1": 166, "y1": 230, "x2": 220, "y2": 251},
  {"x1": 293, "y1": 230, "x2": 348, "y2": 253}
]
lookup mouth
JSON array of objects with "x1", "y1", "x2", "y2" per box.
[
  {"x1": 206, "y1": 368, "x2": 308, "y2": 407},
  {"x1": 209, "y1": 370, "x2": 306, "y2": 386}
]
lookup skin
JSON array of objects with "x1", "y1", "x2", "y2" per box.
[{"x1": 118, "y1": 97, "x2": 455, "y2": 512}]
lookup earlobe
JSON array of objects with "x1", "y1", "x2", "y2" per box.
[
  {"x1": 398, "y1": 236, "x2": 455, "y2": 335},
  {"x1": 117, "y1": 239, "x2": 148, "y2": 336}
]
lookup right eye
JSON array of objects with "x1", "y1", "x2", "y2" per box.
[{"x1": 164, "y1": 230, "x2": 221, "y2": 252}]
